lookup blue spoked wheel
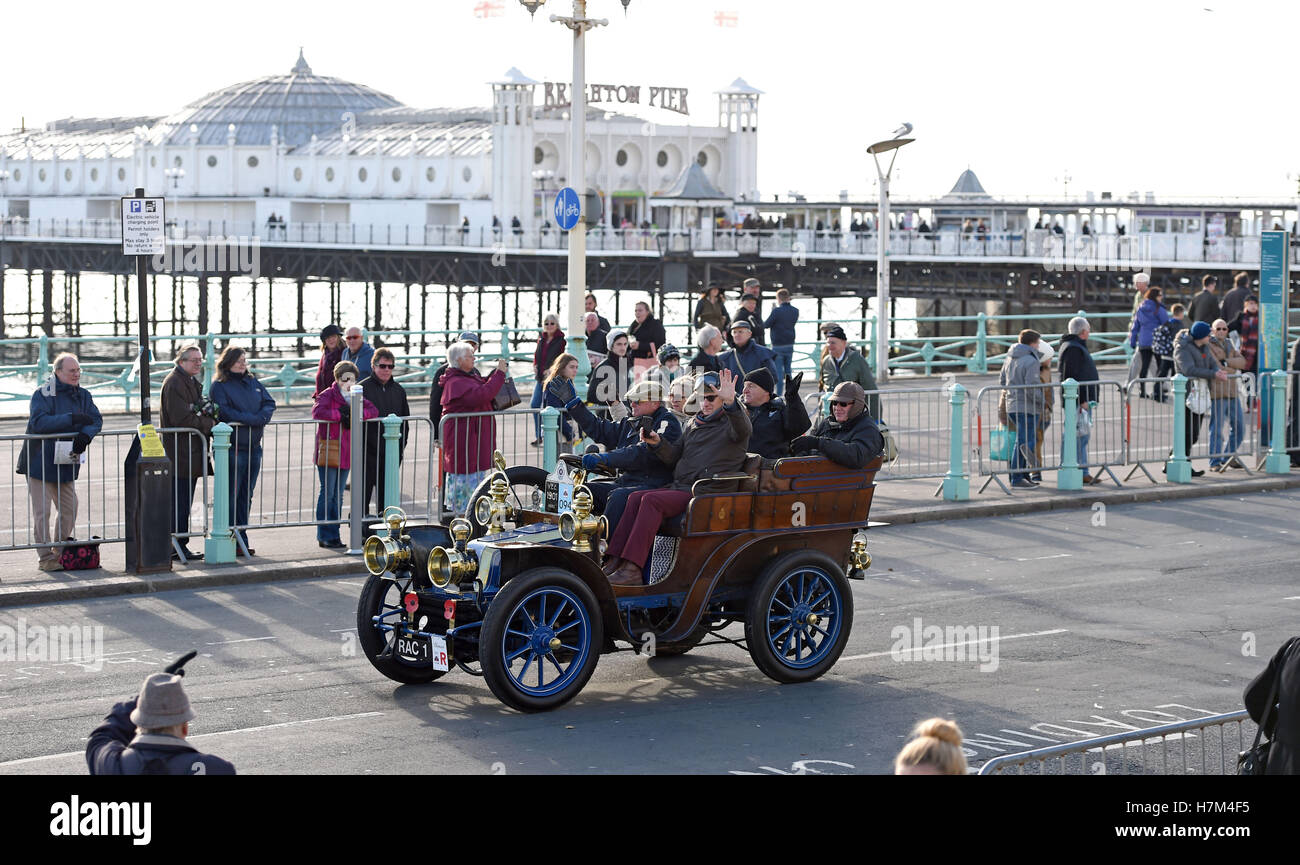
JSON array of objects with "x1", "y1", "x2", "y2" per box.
[
  {"x1": 745, "y1": 551, "x2": 853, "y2": 683},
  {"x1": 480, "y1": 568, "x2": 604, "y2": 712},
  {"x1": 356, "y1": 573, "x2": 446, "y2": 685}
]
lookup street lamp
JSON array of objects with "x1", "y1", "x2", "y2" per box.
[
  {"x1": 866, "y1": 128, "x2": 914, "y2": 384},
  {"x1": 522, "y1": 0, "x2": 626, "y2": 398},
  {"x1": 165, "y1": 167, "x2": 185, "y2": 190}
]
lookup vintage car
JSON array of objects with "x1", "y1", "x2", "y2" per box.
[{"x1": 357, "y1": 450, "x2": 879, "y2": 712}]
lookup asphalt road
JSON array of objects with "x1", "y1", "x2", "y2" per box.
[{"x1": 2, "y1": 489, "x2": 1296, "y2": 775}]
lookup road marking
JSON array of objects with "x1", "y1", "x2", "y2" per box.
[
  {"x1": 839, "y1": 628, "x2": 1069, "y2": 663},
  {"x1": 1285, "y1": 596, "x2": 1300, "y2": 601},
  {"x1": 1013, "y1": 554, "x2": 1071, "y2": 561},
  {"x1": 0, "y1": 712, "x2": 385, "y2": 768},
  {"x1": 204, "y1": 636, "x2": 278, "y2": 645}
]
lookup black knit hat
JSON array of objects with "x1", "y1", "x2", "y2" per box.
[
  {"x1": 824, "y1": 325, "x2": 848, "y2": 341},
  {"x1": 744, "y1": 367, "x2": 775, "y2": 395}
]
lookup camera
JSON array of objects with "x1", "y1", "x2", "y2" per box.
[{"x1": 636, "y1": 416, "x2": 657, "y2": 434}]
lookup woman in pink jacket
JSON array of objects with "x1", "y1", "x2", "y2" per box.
[
  {"x1": 311, "y1": 361, "x2": 377, "y2": 548},
  {"x1": 440, "y1": 341, "x2": 508, "y2": 514}
]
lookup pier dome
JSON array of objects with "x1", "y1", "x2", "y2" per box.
[{"x1": 151, "y1": 49, "x2": 404, "y2": 148}]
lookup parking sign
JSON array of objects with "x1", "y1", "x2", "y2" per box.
[{"x1": 121, "y1": 196, "x2": 166, "y2": 255}]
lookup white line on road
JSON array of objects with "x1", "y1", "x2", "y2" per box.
[
  {"x1": 839, "y1": 628, "x2": 1069, "y2": 663},
  {"x1": 1013, "y1": 554, "x2": 1072, "y2": 562},
  {"x1": 0, "y1": 711, "x2": 385, "y2": 768},
  {"x1": 204, "y1": 636, "x2": 279, "y2": 645},
  {"x1": 1285, "y1": 596, "x2": 1300, "y2": 601}
]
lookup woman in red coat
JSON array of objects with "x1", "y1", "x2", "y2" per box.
[
  {"x1": 311, "y1": 361, "x2": 378, "y2": 548},
  {"x1": 440, "y1": 340, "x2": 508, "y2": 514}
]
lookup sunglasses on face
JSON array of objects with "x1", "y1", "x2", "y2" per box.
[
  {"x1": 346, "y1": 336, "x2": 362, "y2": 341},
  {"x1": 375, "y1": 363, "x2": 395, "y2": 369},
  {"x1": 700, "y1": 394, "x2": 720, "y2": 403},
  {"x1": 831, "y1": 400, "x2": 851, "y2": 407}
]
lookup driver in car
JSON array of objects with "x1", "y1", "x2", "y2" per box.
[
  {"x1": 548, "y1": 378, "x2": 682, "y2": 534},
  {"x1": 601, "y1": 369, "x2": 751, "y2": 586},
  {"x1": 789, "y1": 381, "x2": 884, "y2": 469}
]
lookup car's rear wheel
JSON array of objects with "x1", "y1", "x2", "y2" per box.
[
  {"x1": 744, "y1": 551, "x2": 853, "y2": 684},
  {"x1": 356, "y1": 573, "x2": 447, "y2": 685},
  {"x1": 480, "y1": 567, "x2": 603, "y2": 712}
]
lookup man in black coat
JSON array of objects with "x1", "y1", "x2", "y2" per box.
[
  {"x1": 731, "y1": 293, "x2": 765, "y2": 346},
  {"x1": 361, "y1": 348, "x2": 411, "y2": 516},
  {"x1": 585, "y1": 293, "x2": 612, "y2": 333},
  {"x1": 87, "y1": 654, "x2": 235, "y2": 775},
  {"x1": 429, "y1": 331, "x2": 478, "y2": 442},
  {"x1": 1058, "y1": 316, "x2": 1101, "y2": 484},
  {"x1": 1244, "y1": 636, "x2": 1300, "y2": 775},
  {"x1": 584, "y1": 312, "x2": 608, "y2": 354},
  {"x1": 741, "y1": 368, "x2": 810, "y2": 459},
  {"x1": 553, "y1": 378, "x2": 682, "y2": 533},
  {"x1": 1188, "y1": 274, "x2": 1221, "y2": 324},
  {"x1": 790, "y1": 381, "x2": 884, "y2": 469}
]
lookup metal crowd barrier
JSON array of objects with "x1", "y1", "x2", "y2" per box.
[
  {"x1": 860, "y1": 386, "x2": 953, "y2": 484},
  {"x1": 972, "y1": 379, "x2": 1125, "y2": 493},
  {"x1": 0, "y1": 427, "x2": 208, "y2": 555},
  {"x1": 1123, "y1": 373, "x2": 1259, "y2": 481},
  {"x1": 436, "y1": 407, "x2": 554, "y2": 519},
  {"x1": 977, "y1": 710, "x2": 1252, "y2": 775},
  {"x1": 1272, "y1": 369, "x2": 1300, "y2": 461}
]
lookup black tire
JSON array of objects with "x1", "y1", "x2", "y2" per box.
[
  {"x1": 466, "y1": 465, "x2": 550, "y2": 535},
  {"x1": 356, "y1": 573, "x2": 447, "y2": 685},
  {"x1": 480, "y1": 567, "x2": 603, "y2": 712},
  {"x1": 744, "y1": 550, "x2": 853, "y2": 684}
]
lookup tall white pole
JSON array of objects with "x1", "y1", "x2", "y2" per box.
[
  {"x1": 566, "y1": 0, "x2": 590, "y2": 394},
  {"x1": 875, "y1": 166, "x2": 890, "y2": 384}
]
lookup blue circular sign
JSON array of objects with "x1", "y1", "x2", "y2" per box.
[{"x1": 554, "y1": 187, "x2": 581, "y2": 231}]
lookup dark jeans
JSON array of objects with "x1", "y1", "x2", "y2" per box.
[
  {"x1": 361, "y1": 446, "x2": 401, "y2": 514},
  {"x1": 773, "y1": 345, "x2": 794, "y2": 395},
  {"x1": 1181, "y1": 407, "x2": 1203, "y2": 459},
  {"x1": 1137, "y1": 347, "x2": 1156, "y2": 396},
  {"x1": 173, "y1": 475, "x2": 200, "y2": 549},
  {"x1": 1154, "y1": 356, "x2": 1174, "y2": 401},
  {"x1": 316, "y1": 465, "x2": 348, "y2": 543},
  {"x1": 1010, "y1": 412, "x2": 1038, "y2": 482},
  {"x1": 229, "y1": 445, "x2": 262, "y2": 546}
]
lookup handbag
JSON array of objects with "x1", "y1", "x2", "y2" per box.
[
  {"x1": 59, "y1": 536, "x2": 102, "y2": 571},
  {"x1": 316, "y1": 437, "x2": 341, "y2": 468},
  {"x1": 1237, "y1": 663, "x2": 1283, "y2": 776},
  {"x1": 988, "y1": 425, "x2": 1013, "y2": 462},
  {"x1": 492, "y1": 376, "x2": 522, "y2": 411},
  {"x1": 1186, "y1": 378, "x2": 1210, "y2": 415},
  {"x1": 877, "y1": 421, "x2": 899, "y2": 462}
]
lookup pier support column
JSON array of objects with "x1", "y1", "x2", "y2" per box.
[
  {"x1": 197, "y1": 275, "x2": 209, "y2": 335},
  {"x1": 296, "y1": 279, "x2": 305, "y2": 354},
  {"x1": 373, "y1": 281, "x2": 383, "y2": 332},
  {"x1": 41, "y1": 269, "x2": 54, "y2": 337},
  {"x1": 220, "y1": 275, "x2": 231, "y2": 335}
]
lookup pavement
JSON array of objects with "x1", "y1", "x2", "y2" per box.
[{"x1": 3, "y1": 361, "x2": 1298, "y2": 608}]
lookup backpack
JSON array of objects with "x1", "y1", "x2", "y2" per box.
[{"x1": 1152, "y1": 320, "x2": 1179, "y2": 358}]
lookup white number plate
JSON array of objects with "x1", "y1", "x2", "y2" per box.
[
  {"x1": 430, "y1": 634, "x2": 449, "y2": 671},
  {"x1": 557, "y1": 482, "x2": 574, "y2": 513}
]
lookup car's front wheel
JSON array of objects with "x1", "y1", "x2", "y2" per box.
[
  {"x1": 356, "y1": 573, "x2": 447, "y2": 685},
  {"x1": 480, "y1": 568, "x2": 603, "y2": 712}
]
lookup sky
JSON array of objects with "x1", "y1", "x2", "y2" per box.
[{"x1": 3, "y1": 0, "x2": 1298, "y2": 202}]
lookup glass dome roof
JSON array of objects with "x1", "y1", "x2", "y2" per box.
[{"x1": 152, "y1": 50, "x2": 404, "y2": 149}]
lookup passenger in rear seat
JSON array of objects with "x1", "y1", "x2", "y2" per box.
[
  {"x1": 789, "y1": 381, "x2": 884, "y2": 469},
  {"x1": 602, "y1": 370, "x2": 751, "y2": 586},
  {"x1": 741, "y1": 367, "x2": 810, "y2": 459}
]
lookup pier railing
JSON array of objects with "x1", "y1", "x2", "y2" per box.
[{"x1": 2, "y1": 216, "x2": 1283, "y2": 266}]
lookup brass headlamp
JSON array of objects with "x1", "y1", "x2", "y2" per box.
[
  {"x1": 363, "y1": 507, "x2": 411, "y2": 575},
  {"x1": 428, "y1": 517, "x2": 476, "y2": 592},
  {"x1": 472, "y1": 453, "x2": 514, "y2": 534},
  {"x1": 558, "y1": 487, "x2": 607, "y2": 554}
]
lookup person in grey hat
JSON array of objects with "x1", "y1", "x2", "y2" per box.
[
  {"x1": 429, "y1": 331, "x2": 481, "y2": 443},
  {"x1": 790, "y1": 381, "x2": 884, "y2": 469},
  {"x1": 86, "y1": 653, "x2": 236, "y2": 775}
]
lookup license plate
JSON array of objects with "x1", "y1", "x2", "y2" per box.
[
  {"x1": 396, "y1": 633, "x2": 450, "y2": 671},
  {"x1": 556, "y1": 482, "x2": 574, "y2": 513}
]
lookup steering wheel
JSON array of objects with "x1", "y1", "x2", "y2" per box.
[{"x1": 559, "y1": 452, "x2": 616, "y2": 478}]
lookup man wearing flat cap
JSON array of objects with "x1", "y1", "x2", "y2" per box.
[
  {"x1": 730, "y1": 291, "x2": 766, "y2": 347},
  {"x1": 720, "y1": 316, "x2": 779, "y2": 387},
  {"x1": 87, "y1": 664, "x2": 235, "y2": 775},
  {"x1": 742, "y1": 367, "x2": 810, "y2": 459},
  {"x1": 790, "y1": 381, "x2": 885, "y2": 469},
  {"x1": 820, "y1": 325, "x2": 880, "y2": 421}
]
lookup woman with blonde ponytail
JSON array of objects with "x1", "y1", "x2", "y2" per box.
[{"x1": 893, "y1": 718, "x2": 968, "y2": 775}]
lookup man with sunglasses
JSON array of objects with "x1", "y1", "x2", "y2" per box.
[
  {"x1": 341, "y1": 327, "x2": 374, "y2": 381},
  {"x1": 601, "y1": 369, "x2": 751, "y2": 586},
  {"x1": 790, "y1": 381, "x2": 884, "y2": 469},
  {"x1": 1206, "y1": 318, "x2": 1247, "y2": 471},
  {"x1": 361, "y1": 348, "x2": 411, "y2": 514}
]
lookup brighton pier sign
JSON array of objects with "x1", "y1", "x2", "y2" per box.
[{"x1": 543, "y1": 82, "x2": 689, "y2": 115}]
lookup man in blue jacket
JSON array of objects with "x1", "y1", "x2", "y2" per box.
[
  {"x1": 17, "y1": 353, "x2": 102, "y2": 571},
  {"x1": 341, "y1": 326, "x2": 375, "y2": 380},
  {"x1": 763, "y1": 288, "x2": 800, "y2": 395},
  {"x1": 550, "y1": 378, "x2": 682, "y2": 534},
  {"x1": 720, "y1": 319, "x2": 779, "y2": 388}
]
